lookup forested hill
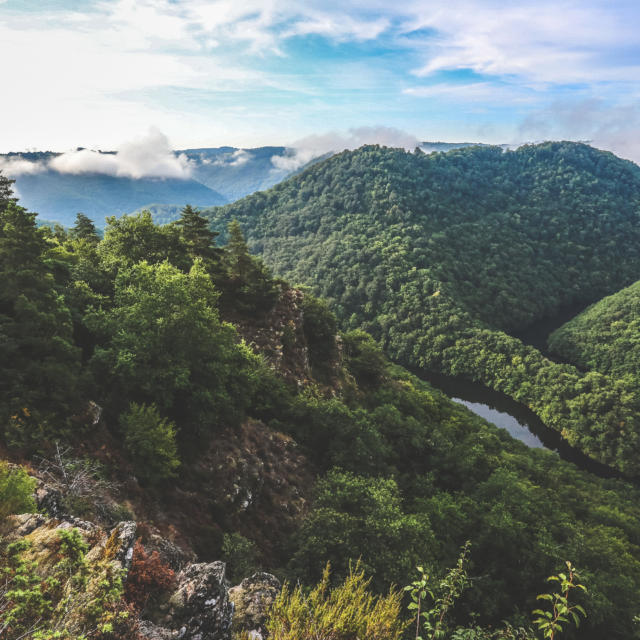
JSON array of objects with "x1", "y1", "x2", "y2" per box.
[
  {"x1": 549, "y1": 279, "x2": 640, "y2": 377},
  {"x1": 4, "y1": 175, "x2": 640, "y2": 638},
  {"x1": 204, "y1": 142, "x2": 640, "y2": 475}
]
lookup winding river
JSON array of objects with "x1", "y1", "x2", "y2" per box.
[{"x1": 417, "y1": 370, "x2": 619, "y2": 479}]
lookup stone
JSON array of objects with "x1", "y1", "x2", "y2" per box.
[
  {"x1": 147, "y1": 561, "x2": 233, "y2": 640},
  {"x1": 229, "y1": 572, "x2": 281, "y2": 640}
]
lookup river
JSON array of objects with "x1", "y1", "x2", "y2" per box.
[{"x1": 418, "y1": 370, "x2": 619, "y2": 479}]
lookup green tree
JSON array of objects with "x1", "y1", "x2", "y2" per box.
[
  {"x1": 290, "y1": 470, "x2": 435, "y2": 591},
  {"x1": 175, "y1": 204, "x2": 221, "y2": 266},
  {"x1": 98, "y1": 210, "x2": 188, "y2": 273},
  {"x1": 120, "y1": 402, "x2": 180, "y2": 482},
  {"x1": 0, "y1": 462, "x2": 36, "y2": 521},
  {"x1": 221, "y1": 219, "x2": 279, "y2": 313},
  {"x1": 0, "y1": 202, "x2": 80, "y2": 447},
  {"x1": 0, "y1": 171, "x2": 15, "y2": 209},
  {"x1": 69, "y1": 213, "x2": 100, "y2": 244},
  {"x1": 87, "y1": 260, "x2": 258, "y2": 441}
]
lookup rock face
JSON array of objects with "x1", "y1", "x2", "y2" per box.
[
  {"x1": 231, "y1": 286, "x2": 311, "y2": 387},
  {"x1": 143, "y1": 561, "x2": 233, "y2": 640},
  {"x1": 229, "y1": 572, "x2": 281, "y2": 640}
]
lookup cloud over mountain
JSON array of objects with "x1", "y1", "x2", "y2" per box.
[
  {"x1": 271, "y1": 127, "x2": 420, "y2": 172},
  {"x1": 0, "y1": 129, "x2": 193, "y2": 180}
]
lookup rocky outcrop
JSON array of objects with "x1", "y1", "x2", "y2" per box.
[
  {"x1": 142, "y1": 561, "x2": 233, "y2": 640},
  {"x1": 230, "y1": 572, "x2": 281, "y2": 640},
  {"x1": 231, "y1": 286, "x2": 311, "y2": 387}
]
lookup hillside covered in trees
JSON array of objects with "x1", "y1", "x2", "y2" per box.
[
  {"x1": 3, "y1": 168, "x2": 640, "y2": 638},
  {"x1": 549, "y1": 279, "x2": 640, "y2": 378},
  {"x1": 204, "y1": 142, "x2": 640, "y2": 476}
]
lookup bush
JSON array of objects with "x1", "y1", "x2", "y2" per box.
[
  {"x1": 266, "y1": 562, "x2": 406, "y2": 640},
  {"x1": 222, "y1": 532, "x2": 260, "y2": 584},
  {"x1": 341, "y1": 329, "x2": 387, "y2": 387},
  {"x1": 125, "y1": 540, "x2": 175, "y2": 611},
  {"x1": 0, "y1": 461, "x2": 36, "y2": 521},
  {"x1": 301, "y1": 293, "x2": 338, "y2": 377},
  {"x1": 120, "y1": 403, "x2": 180, "y2": 483}
]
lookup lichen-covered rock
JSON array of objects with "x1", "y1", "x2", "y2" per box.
[
  {"x1": 147, "y1": 532, "x2": 197, "y2": 571},
  {"x1": 138, "y1": 619, "x2": 175, "y2": 640},
  {"x1": 148, "y1": 561, "x2": 233, "y2": 640},
  {"x1": 229, "y1": 572, "x2": 281, "y2": 640},
  {"x1": 34, "y1": 480, "x2": 65, "y2": 517}
]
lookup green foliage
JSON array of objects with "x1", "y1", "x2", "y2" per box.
[
  {"x1": 98, "y1": 210, "x2": 188, "y2": 273},
  {"x1": 405, "y1": 542, "x2": 471, "y2": 640},
  {"x1": 266, "y1": 562, "x2": 406, "y2": 640},
  {"x1": 532, "y1": 563, "x2": 587, "y2": 640},
  {"x1": 0, "y1": 462, "x2": 36, "y2": 521},
  {"x1": 301, "y1": 293, "x2": 338, "y2": 378},
  {"x1": 342, "y1": 329, "x2": 387, "y2": 387},
  {"x1": 268, "y1": 366, "x2": 640, "y2": 638},
  {"x1": 69, "y1": 213, "x2": 100, "y2": 244},
  {"x1": 290, "y1": 470, "x2": 435, "y2": 591},
  {"x1": 87, "y1": 259, "x2": 258, "y2": 440},
  {"x1": 174, "y1": 204, "x2": 221, "y2": 267},
  {"x1": 120, "y1": 402, "x2": 180, "y2": 482},
  {"x1": 204, "y1": 142, "x2": 640, "y2": 475},
  {"x1": 0, "y1": 201, "x2": 80, "y2": 447},
  {"x1": 222, "y1": 533, "x2": 260, "y2": 583},
  {"x1": 220, "y1": 220, "x2": 280, "y2": 313},
  {"x1": 549, "y1": 279, "x2": 640, "y2": 379},
  {"x1": 0, "y1": 527, "x2": 123, "y2": 640}
]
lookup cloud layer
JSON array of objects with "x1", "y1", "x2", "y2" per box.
[
  {"x1": 271, "y1": 127, "x2": 420, "y2": 171},
  {"x1": 0, "y1": 129, "x2": 193, "y2": 179}
]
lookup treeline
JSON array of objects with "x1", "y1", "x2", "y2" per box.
[
  {"x1": 204, "y1": 141, "x2": 640, "y2": 475},
  {"x1": 3, "y1": 172, "x2": 640, "y2": 637}
]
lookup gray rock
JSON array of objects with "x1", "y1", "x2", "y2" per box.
[
  {"x1": 229, "y1": 572, "x2": 281, "y2": 640},
  {"x1": 150, "y1": 561, "x2": 233, "y2": 640},
  {"x1": 34, "y1": 481, "x2": 65, "y2": 518},
  {"x1": 111, "y1": 520, "x2": 137, "y2": 570},
  {"x1": 147, "y1": 533, "x2": 196, "y2": 572},
  {"x1": 138, "y1": 619, "x2": 175, "y2": 640}
]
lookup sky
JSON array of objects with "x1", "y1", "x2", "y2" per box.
[{"x1": 1, "y1": 0, "x2": 639, "y2": 162}]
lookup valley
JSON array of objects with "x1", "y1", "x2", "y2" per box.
[{"x1": 3, "y1": 142, "x2": 640, "y2": 639}]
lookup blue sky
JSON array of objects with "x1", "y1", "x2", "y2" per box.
[{"x1": 1, "y1": 0, "x2": 639, "y2": 161}]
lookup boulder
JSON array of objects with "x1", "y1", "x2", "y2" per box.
[
  {"x1": 146, "y1": 561, "x2": 233, "y2": 640},
  {"x1": 229, "y1": 572, "x2": 281, "y2": 640}
]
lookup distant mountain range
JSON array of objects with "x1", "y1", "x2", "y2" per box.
[{"x1": 1, "y1": 142, "x2": 490, "y2": 227}]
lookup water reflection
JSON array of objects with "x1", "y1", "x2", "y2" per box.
[{"x1": 416, "y1": 370, "x2": 619, "y2": 479}]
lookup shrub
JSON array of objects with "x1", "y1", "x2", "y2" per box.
[
  {"x1": 222, "y1": 532, "x2": 260, "y2": 584},
  {"x1": 124, "y1": 540, "x2": 175, "y2": 611},
  {"x1": 266, "y1": 562, "x2": 406, "y2": 640},
  {"x1": 0, "y1": 461, "x2": 36, "y2": 521},
  {"x1": 120, "y1": 403, "x2": 180, "y2": 483}
]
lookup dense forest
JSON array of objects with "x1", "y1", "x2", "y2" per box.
[
  {"x1": 549, "y1": 279, "x2": 640, "y2": 378},
  {"x1": 204, "y1": 141, "x2": 640, "y2": 475},
  {"x1": 3, "y1": 166, "x2": 640, "y2": 638}
]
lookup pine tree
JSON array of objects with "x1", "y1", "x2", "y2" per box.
[
  {"x1": 222, "y1": 220, "x2": 279, "y2": 313},
  {"x1": 0, "y1": 201, "x2": 80, "y2": 447},
  {"x1": 0, "y1": 171, "x2": 15, "y2": 210},
  {"x1": 69, "y1": 213, "x2": 100, "y2": 244},
  {"x1": 175, "y1": 204, "x2": 221, "y2": 264}
]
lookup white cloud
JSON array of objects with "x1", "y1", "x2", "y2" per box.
[
  {"x1": 272, "y1": 126, "x2": 420, "y2": 171},
  {"x1": 404, "y1": 0, "x2": 640, "y2": 86},
  {"x1": 49, "y1": 128, "x2": 193, "y2": 179},
  {"x1": 518, "y1": 99, "x2": 640, "y2": 164},
  {"x1": 0, "y1": 157, "x2": 47, "y2": 177},
  {"x1": 213, "y1": 149, "x2": 252, "y2": 167},
  {"x1": 0, "y1": 129, "x2": 193, "y2": 180},
  {"x1": 403, "y1": 82, "x2": 537, "y2": 105}
]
